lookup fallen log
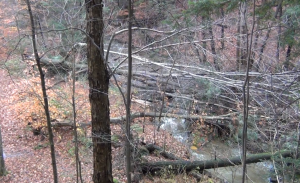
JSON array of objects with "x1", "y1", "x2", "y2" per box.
[
  {"x1": 137, "y1": 143, "x2": 227, "y2": 182},
  {"x1": 139, "y1": 150, "x2": 293, "y2": 174},
  {"x1": 40, "y1": 57, "x2": 87, "y2": 71},
  {"x1": 50, "y1": 112, "x2": 235, "y2": 127},
  {"x1": 23, "y1": 43, "x2": 88, "y2": 72}
]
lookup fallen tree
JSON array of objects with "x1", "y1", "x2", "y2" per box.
[
  {"x1": 50, "y1": 111, "x2": 235, "y2": 127},
  {"x1": 139, "y1": 150, "x2": 294, "y2": 174},
  {"x1": 23, "y1": 43, "x2": 88, "y2": 72},
  {"x1": 137, "y1": 144, "x2": 230, "y2": 182}
]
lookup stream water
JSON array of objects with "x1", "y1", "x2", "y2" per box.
[{"x1": 160, "y1": 117, "x2": 272, "y2": 183}]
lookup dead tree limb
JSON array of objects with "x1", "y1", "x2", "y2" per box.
[
  {"x1": 50, "y1": 112, "x2": 236, "y2": 128},
  {"x1": 139, "y1": 150, "x2": 293, "y2": 174}
]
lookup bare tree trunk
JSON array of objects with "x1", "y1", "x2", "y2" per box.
[
  {"x1": 276, "y1": 0, "x2": 283, "y2": 63},
  {"x1": 125, "y1": 0, "x2": 133, "y2": 182},
  {"x1": 257, "y1": 0, "x2": 283, "y2": 71},
  {"x1": 201, "y1": 16, "x2": 207, "y2": 63},
  {"x1": 72, "y1": 47, "x2": 82, "y2": 183},
  {"x1": 0, "y1": 125, "x2": 5, "y2": 176},
  {"x1": 242, "y1": 1, "x2": 255, "y2": 182},
  {"x1": 284, "y1": 45, "x2": 292, "y2": 70},
  {"x1": 257, "y1": 25, "x2": 271, "y2": 70},
  {"x1": 85, "y1": 0, "x2": 113, "y2": 182},
  {"x1": 25, "y1": 1, "x2": 58, "y2": 182},
  {"x1": 240, "y1": 2, "x2": 248, "y2": 72},
  {"x1": 208, "y1": 20, "x2": 219, "y2": 71},
  {"x1": 236, "y1": 9, "x2": 241, "y2": 71},
  {"x1": 283, "y1": 12, "x2": 295, "y2": 71},
  {"x1": 220, "y1": 8, "x2": 225, "y2": 50},
  {"x1": 157, "y1": 51, "x2": 176, "y2": 131},
  {"x1": 252, "y1": 17, "x2": 261, "y2": 72},
  {"x1": 37, "y1": 16, "x2": 47, "y2": 49}
]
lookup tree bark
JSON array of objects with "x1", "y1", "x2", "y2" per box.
[
  {"x1": 85, "y1": 0, "x2": 113, "y2": 182},
  {"x1": 139, "y1": 150, "x2": 293, "y2": 174}
]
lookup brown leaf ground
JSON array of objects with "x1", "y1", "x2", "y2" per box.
[{"x1": 0, "y1": 67, "x2": 201, "y2": 182}]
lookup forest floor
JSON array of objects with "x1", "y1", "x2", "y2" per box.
[
  {"x1": 0, "y1": 67, "x2": 202, "y2": 183},
  {"x1": 0, "y1": 55, "x2": 203, "y2": 182}
]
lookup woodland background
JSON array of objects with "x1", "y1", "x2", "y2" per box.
[{"x1": 0, "y1": 0, "x2": 300, "y2": 182}]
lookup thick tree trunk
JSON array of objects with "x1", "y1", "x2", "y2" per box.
[
  {"x1": 85, "y1": 1, "x2": 113, "y2": 183},
  {"x1": 139, "y1": 150, "x2": 293, "y2": 174}
]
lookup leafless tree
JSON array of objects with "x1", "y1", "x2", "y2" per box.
[{"x1": 25, "y1": 0, "x2": 58, "y2": 182}]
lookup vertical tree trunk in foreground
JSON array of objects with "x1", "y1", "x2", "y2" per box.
[
  {"x1": 26, "y1": 0, "x2": 58, "y2": 182},
  {"x1": 126, "y1": 0, "x2": 133, "y2": 181},
  {"x1": 85, "y1": 1, "x2": 113, "y2": 182},
  {"x1": 242, "y1": 1, "x2": 256, "y2": 182}
]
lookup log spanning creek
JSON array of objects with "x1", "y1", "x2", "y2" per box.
[{"x1": 160, "y1": 118, "x2": 272, "y2": 183}]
